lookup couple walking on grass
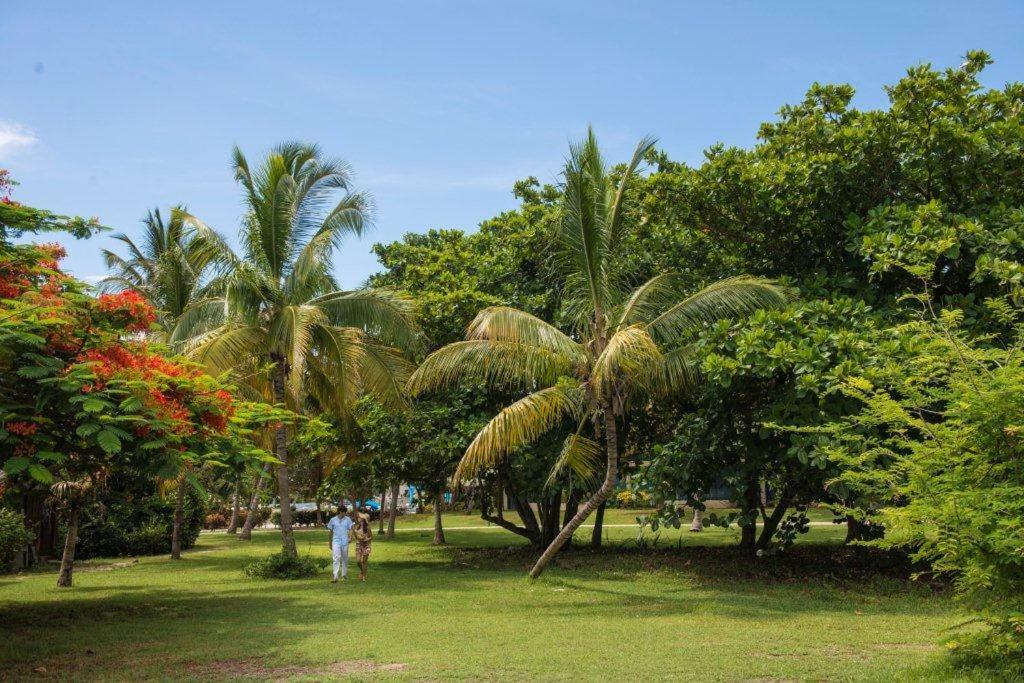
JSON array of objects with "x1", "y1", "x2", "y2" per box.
[{"x1": 326, "y1": 504, "x2": 373, "y2": 582}]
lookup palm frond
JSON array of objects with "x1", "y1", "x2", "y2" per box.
[
  {"x1": 607, "y1": 135, "x2": 657, "y2": 249},
  {"x1": 455, "y1": 382, "x2": 586, "y2": 480},
  {"x1": 269, "y1": 305, "x2": 327, "y2": 400},
  {"x1": 618, "y1": 272, "x2": 689, "y2": 328},
  {"x1": 310, "y1": 288, "x2": 420, "y2": 350},
  {"x1": 646, "y1": 276, "x2": 792, "y2": 345},
  {"x1": 408, "y1": 341, "x2": 574, "y2": 396},
  {"x1": 659, "y1": 343, "x2": 700, "y2": 396},
  {"x1": 544, "y1": 433, "x2": 603, "y2": 490},
  {"x1": 592, "y1": 324, "x2": 664, "y2": 397},
  {"x1": 558, "y1": 127, "x2": 611, "y2": 320},
  {"x1": 187, "y1": 323, "x2": 267, "y2": 376},
  {"x1": 466, "y1": 306, "x2": 583, "y2": 363}
]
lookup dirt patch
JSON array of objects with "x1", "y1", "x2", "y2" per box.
[
  {"x1": 189, "y1": 658, "x2": 407, "y2": 681},
  {"x1": 80, "y1": 559, "x2": 140, "y2": 572}
]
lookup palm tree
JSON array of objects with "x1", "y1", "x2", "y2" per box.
[
  {"x1": 181, "y1": 142, "x2": 419, "y2": 557},
  {"x1": 409, "y1": 129, "x2": 790, "y2": 577},
  {"x1": 102, "y1": 207, "x2": 224, "y2": 346},
  {"x1": 102, "y1": 207, "x2": 224, "y2": 558}
]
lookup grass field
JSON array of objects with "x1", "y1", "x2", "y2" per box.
[{"x1": 0, "y1": 510, "x2": 971, "y2": 681}]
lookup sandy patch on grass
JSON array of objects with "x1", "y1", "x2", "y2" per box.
[{"x1": 188, "y1": 658, "x2": 407, "y2": 681}]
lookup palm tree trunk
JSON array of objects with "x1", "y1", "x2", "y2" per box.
[
  {"x1": 56, "y1": 509, "x2": 79, "y2": 588},
  {"x1": 530, "y1": 404, "x2": 619, "y2": 578},
  {"x1": 590, "y1": 501, "x2": 606, "y2": 547},
  {"x1": 387, "y1": 484, "x2": 399, "y2": 539},
  {"x1": 270, "y1": 361, "x2": 297, "y2": 557},
  {"x1": 240, "y1": 463, "x2": 270, "y2": 540},
  {"x1": 226, "y1": 481, "x2": 241, "y2": 534},
  {"x1": 432, "y1": 484, "x2": 446, "y2": 545},
  {"x1": 171, "y1": 476, "x2": 186, "y2": 559}
]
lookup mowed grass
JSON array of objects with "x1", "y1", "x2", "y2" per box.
[{"x1": 0, "y1": 511, "x2": 970, "y2": 681}]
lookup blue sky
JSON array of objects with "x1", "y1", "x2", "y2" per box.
[{"x1": 3, "y1": 1, "x2": 1023, "y2": 287}]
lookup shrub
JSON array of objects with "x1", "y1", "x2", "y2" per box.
[
  {"x1": 75, "y1": 481, "x2": 206, "y2": 559},
  {"x1": 271, "y1": 508, "x2": 326, "y2": 528},
  {"x1": 243, "y1": 551, "x2": 328, "y2": 580},
  {"x1": 240, "y1": 506, "x2": 270, "y2": 527},
  {"x1": 0, "y1": 507, "x2": 32, "y2": 571},
  {"x1": 613, "y1": 490, "x2": 651, "y2": 508},
  {"x1": 204, "y1": 512, "x2": 228, "y2": 530}
]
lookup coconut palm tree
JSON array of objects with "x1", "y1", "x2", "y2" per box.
[
  {"x1": 180, "y1": 142, "x2": 419, "y2": 557},
  {"x1": 409, "y1": 129, "x2": 790, "y2": 577},
  {"x1": 101, "y1": 207, "x2": 224, "y2": 346}
]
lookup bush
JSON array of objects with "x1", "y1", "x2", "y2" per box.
[
  {"x1": 204, "y1": 512, "x2": 228, "y2": 530},
  {"x1": 0, "y1": 507, "x2": 32, "y2": 571},
  {"x1": 75, "y1": 481, "x2": 206, "y2": 559},
  {"x1": 239, "y1": 506, "x2": 270, "y2": 527},
  {"x1": 271, "y1": 507, "x2": 326, "y2": 528},
  {"x1": 243, "y1": 551, "x2": 328, "y2": 580},
  {"x1": 946, "y1": 616, "x2": 1024, "y2": 679},
  {"x1": 613, "y1": 490, "x2": 652, "y2": 508}
]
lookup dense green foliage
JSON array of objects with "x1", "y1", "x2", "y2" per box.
[
  {"x1": 0, "y1": 507, "x2": 31, "y2": 570},
  {"x1": 75, "y1": 477, "x2": 206, "y2": 559}
]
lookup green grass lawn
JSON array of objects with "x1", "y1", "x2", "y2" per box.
[{"x1": 0, "y1": 511, "x2": 971, "y2": 681}]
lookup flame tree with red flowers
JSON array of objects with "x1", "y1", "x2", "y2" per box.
[{"x1": 0, "y1": 177, "x2": 283, "y2": 585}]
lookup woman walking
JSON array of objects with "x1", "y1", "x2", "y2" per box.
[{"x1": 353, "y1": 512, "x2": 373, "y2": 582}]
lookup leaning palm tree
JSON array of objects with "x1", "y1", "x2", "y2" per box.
[
  {"x1": 179, "y1": 142, "x2": 419, "y2": 557},
  {"x1": 409, "y1": 129, "x2": 790, "y2": 578},
  {"x1": 101, "y1": 207, "x2": 224, "y2": 346}
]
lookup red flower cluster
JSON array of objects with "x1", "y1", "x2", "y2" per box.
[
  {"x1": 6, "y1": 421, "x2": 38, "y2": 436},
  {"x1": 0, "y1": 243, "x2": 69, "y2": 302},
  {"x1": 76, "y1": 343, "x2": 234, "y2": 439},
  {"x1": 96, "y1": 290, "x2": 156, "y2": 332}
]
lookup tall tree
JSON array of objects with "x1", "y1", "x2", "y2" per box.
[
  {"x1": 410, "y1": 129, "x2": 789, "y2": 577},
  {"x1": 182, "y1": 142, "x2": 419, "y2": 557}
]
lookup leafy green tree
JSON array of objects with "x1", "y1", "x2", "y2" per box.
[
  {"x1": 182, "y1": 142, "x2": 419, "y2": 556},
  {"x1": 411, "y1": 129, "x2": 788, "y2": 576}
]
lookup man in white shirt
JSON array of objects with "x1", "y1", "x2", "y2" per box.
[{"x1": 326, "y1": 505, "x2": 354, "y2": 582}]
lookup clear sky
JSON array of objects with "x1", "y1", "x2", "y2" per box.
[{"x1": 3, "y1": 1, "x2": 1023, "y2": 287}]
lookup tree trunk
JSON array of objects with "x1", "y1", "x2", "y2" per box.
[
  {"x1": 540, "y1": 488, "x2": 562, "y2": 547},
  {"x1": 844, "y1": 515, "x2": 862, "y2": 544},
  {"x1": 271, "y1": 360, "x2": 297, "y2": 557},
  {"x1": 314, "y1": 456, "x2": 325, "y2": 526},
  {"x1": 240, "y1": 463, "x2": 270, "y2": 540},
  {"x1": 56, "y1": 509, "x2": 79, "y2": 588},
  {"x1": 755, "y1": 492, "x2": 793, "y2": 550},
  {"x1": 387, "y1": 484, "x2": 399, "y2": 539},
  {"x1": 171, "y1": 476, "x2": 186, "y2": 559},
  {"x1": 739, "y1": 473, "x2": 759, "y2": 551},
  {"x1": 226, "y1": 480, "x2": 241, "y2": 534},
  {"x1": 432, "y1": 483, "x2": 446, "y2": 545},
  {"x1": 590, "y1": 501, "x2": 606, "y2": 548},
  {"x1": 378, "y1": 489, "x2": 387, "y2": 535},
  {"x1": 690, "y1": 507, "x2": 704, "y2": 532},
  {"x1": 530, "y1": 403, "x2": 619, "y2": 578},
  {"x1": 563, "y1": 488, "x2": 580, "y2": 529},
  {"x1": 690, "y1": 492, "x2": 704, "y2": 531}
]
